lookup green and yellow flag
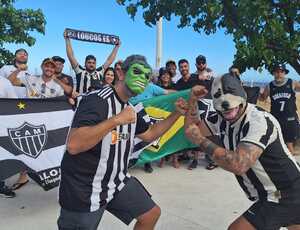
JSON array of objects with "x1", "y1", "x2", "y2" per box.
[{"x1": 135, "y1": 89, "x2": 197, "y2": 165}]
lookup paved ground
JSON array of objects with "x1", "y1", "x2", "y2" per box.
[{"x1": 1, "y1": 156, "x2": 299, "y2": 230}]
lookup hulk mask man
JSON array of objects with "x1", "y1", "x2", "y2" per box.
[{"x1": 122, "y1": 55, "x2": 152, "y2": 95}]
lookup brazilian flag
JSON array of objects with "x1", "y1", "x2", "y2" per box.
[{"x1": 136, "y1": 89, "x2": 198, "y2": 165}]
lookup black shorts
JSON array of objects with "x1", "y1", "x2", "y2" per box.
[
  {"x1": 58, "y1": 177, "x2": 156, "y2": 230},
  {"x1": 243, "y1": 200, "x2": 300, "y2": 230},
  {"x1": 278, "y1": 119, "x2": 299, "y2": 143}
]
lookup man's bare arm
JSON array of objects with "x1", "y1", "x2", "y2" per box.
[
  {"x1": 7, "y1": 64, "x2": 27, "y2": 86},
  {"x1": 185, "y1": 124, "x2": 263, "y2": 175},
  {"x1": 64, "y1": 31, "x2": 79, "y2": 69},
  {"x1": 53, "y1": 77, "x2": 73, "y2": 96},
  {"x1": 137, "y1": 111, "x2": 181, "y2": 143},
  {"x1": 102, "y1": 41, "x2": 121, "y2": 71},
  {"x1": 67, "y1": 106, "x2": 136, "y2": 155}
]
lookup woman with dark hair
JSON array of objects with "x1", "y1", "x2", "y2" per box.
[
  {"x1": 156, "y1": 68, "x2": 179, "y2": 168},
  {"x1": 103, "y1": 67, "x2": 116, "y2": 86},
  {"x1": 157, "y1": 67, "x2": 175, "y2": 90}
]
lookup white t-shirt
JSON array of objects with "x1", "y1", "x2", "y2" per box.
[
  {"x1": 0, "y1": 65, "x2": 31, "y2": 98},
  {"x1": 0, "y1": 77, "x2": 18, "y2": 98},
  {"x1": 0, "y1": 64, "x2": 31, "y2": 79},
  {"x1": 19, "y1": 74, "x2": 64, "y2": 98}
]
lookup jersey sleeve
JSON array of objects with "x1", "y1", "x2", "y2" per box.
[
  {"x1": 73, "y1": 64, "x2": 84, "y2": 75},
  {"x1": 134, "y1": 103, "x2": 151, "y2": 135},
  {"x1": 72, "y1": 94, "x2": 108, "y2": 128},
  {"x1": 240, "y1": 112, "x2": 276, "y2": 150}
]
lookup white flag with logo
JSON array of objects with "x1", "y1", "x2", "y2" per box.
[{"x1": 0, "y1": 97, "x2": 74, "y2": 190}]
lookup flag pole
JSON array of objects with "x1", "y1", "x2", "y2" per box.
[{"x1": 156, "y1": 17, "x2": 163, "y2": 69}]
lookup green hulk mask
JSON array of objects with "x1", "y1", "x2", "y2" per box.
[{"x1": 125, "y1": 63, "x2": 151, "y2": 95}]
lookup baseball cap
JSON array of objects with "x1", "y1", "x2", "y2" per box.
[
  {"x1": 166, "y1": 59, "x2": 176, "y2": 66},
  {"x1": 52, "y1": 56, "x2": 65, "y2": 64},
  {"x1": 272, "y1": 63, "x2": 289, "y2": 74},
  {"x1": 196, "y1": 55, "x2": 206, "y2": 64},
  {"x1": 41, "y1": 58, "x2": 56, "y2": 67},
  {"x1": 15, "y1": 48, "x2": 28, "y2": 56}
]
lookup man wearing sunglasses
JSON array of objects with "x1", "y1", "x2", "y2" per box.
[
  {"x1": 189, "y1": 55, "x2": 218, "y2": 170},
  {"x1": 9, "y1": 58, "x2": 64, "y2": 98}
]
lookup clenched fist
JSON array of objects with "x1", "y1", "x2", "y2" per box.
[
  {"x1": 114, "y1": 106, "x2": 136, "y2": 125},
  {"x1": 190, "y1": 85, "x2": 208, "y2": 100},
  {"x1": 175, "y1": 97, "x2": 188, "y2": 115}
]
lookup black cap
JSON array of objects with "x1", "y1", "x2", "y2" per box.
[
  {"x1": 272, "y1": 63, "x2": 289, "y2": 74},
  {"x1": 15, "y1": 48, "x2": 28, "y2": 56},
  {"x1": 52, "y1": 56, "x2": 65, "y2": 64},
  {"x1": 196, "y1": 55, "x2": 206, "y2": 64},
  {"x1": 166, "y1": 59, "x2": 176, "y2": 66}
]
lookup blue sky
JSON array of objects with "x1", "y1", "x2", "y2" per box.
[{"x1": 5, "y1": 0, "x2": 299, "y2": 82}]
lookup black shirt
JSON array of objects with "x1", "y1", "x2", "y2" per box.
[
  {"x1": 269, "y1": 78, "x2": 297, "y2": 121},
  {"x1": 175, "y1": 75, "x2": 195, "y2": 91}
]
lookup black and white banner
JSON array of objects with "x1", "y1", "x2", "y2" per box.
[
  {"x1": 0, "y1": 97, "x2": 74, "y2": 190},
  {"x1": 66, "y1": 28, "x2": 119, "y2": 45},
  {"x1": 0, "y1": 94, "x2": 214, "y2": 191}
]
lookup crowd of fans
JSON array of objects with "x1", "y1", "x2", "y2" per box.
[{"x1": 0, "y1": 31, "x2": 297, "y2": 199}]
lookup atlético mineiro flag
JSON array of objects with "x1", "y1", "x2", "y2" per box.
[{"x1": 0, "y1": 97, "x2": 74, "y2": 191}]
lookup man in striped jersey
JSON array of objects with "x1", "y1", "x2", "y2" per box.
[
  {"x1": 58, "y1": 55, "x2": 185, "y2": 230},
  {"x1": 183, "y1": 73, "x2": 300, "y2": 230},
  {"x1": 64, "y1": 30, "x2": 120, "y2": 95}
]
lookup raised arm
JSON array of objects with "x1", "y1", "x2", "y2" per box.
[
  {"x1": 102, "y1": 40, "x2": 121, "y2": 71},
  {"x1": 64, "y1": 30, "x2": 79, "y2": 69}
]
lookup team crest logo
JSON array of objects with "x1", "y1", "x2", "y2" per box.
[{"x1": 8, "y1": 122, "x2": 47, "y2": 158}]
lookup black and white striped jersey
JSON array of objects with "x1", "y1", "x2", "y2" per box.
[
  {"x1": 74, "y1": 65, "x2": 103, "y2": 94},
  {"x1": 59, "y1": 86, "x2": 151, "y2": 212},
  {"x1": 204, "y1": 103, "x2": 300, "y2": 203}
]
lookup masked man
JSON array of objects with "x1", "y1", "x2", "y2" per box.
[
  {"x1": 182, "y1": 73, "x2": 300, "y2": 230},
  {"x1": 58, "y1": 55, "x2": 185, "y2": 230}
]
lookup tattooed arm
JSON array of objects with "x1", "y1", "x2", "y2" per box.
[
  {"x1": 184, "y1": 86, "x2": 212, "y2": 137},
  {"x1": 185, "y1": 123, "x2": 263, "y2": 175}
]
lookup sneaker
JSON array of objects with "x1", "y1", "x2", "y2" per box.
[
  {"x1": 188, "y1": 159, "x2": 198, "y2": 170},
  {"x1": 0, "y1": 185, "x2": 16, "y2": 198},
  {"x1": 206, "y1": 163, "x2": 218, "y2": 170},
  {"x1": 144, "y1": 163, "x2": 153, "y2": 173}
]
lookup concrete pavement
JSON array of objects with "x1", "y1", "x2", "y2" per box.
[{"x1": 1, "y1": 157, "x2": 298, "y2": 230}]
